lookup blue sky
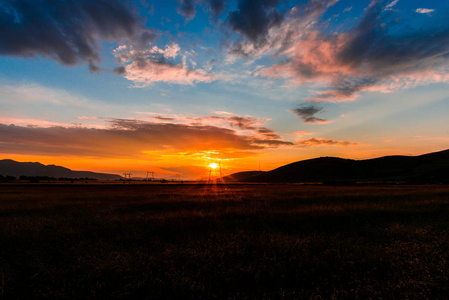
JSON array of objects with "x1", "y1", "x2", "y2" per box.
[{"x1": 1, "y1": 0, "x2": 448, "y2": 179}]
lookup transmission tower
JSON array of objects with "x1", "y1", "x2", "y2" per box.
[
  {"x1": 146, "y1": 171, "x2": 155, "y2": 181},
  {"x1": 123, "y1": 172, "x2": 132, "y2": 183}
]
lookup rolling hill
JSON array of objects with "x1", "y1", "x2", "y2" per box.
[
  {"x1": 0, "y1": 159, "x2": 122, "y2": 180},
  {"x1": 224, "y1": 149, "x2": 449, "y2": 184}
]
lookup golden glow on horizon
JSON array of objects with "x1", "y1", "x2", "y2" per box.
[{"x1": 3, "y1": 145, "x2": 438, "y2": 180}]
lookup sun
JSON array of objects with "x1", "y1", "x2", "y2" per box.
[{"x1": 209, "y1": 162, "x2": 219, "y2": 169}]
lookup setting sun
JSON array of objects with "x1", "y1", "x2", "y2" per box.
[{"x1": 209, "y1": 162, "x2": 219, "y2": 169}]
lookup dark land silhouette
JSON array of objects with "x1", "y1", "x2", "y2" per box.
[
  {"x1": 224, "y1": 148, "x2": 449, "y2": 184},
  {"x1": 2, "y1": 148, "x2": 449, "y2": 183},
  {"x1": 0, "y1": 159, "x2": 121, "y2": 180}
]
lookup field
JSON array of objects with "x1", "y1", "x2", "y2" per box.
[{"x1": 1, "y1": 183, "x2": 449, "y2": 299}]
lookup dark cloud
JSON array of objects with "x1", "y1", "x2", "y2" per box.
[
  {"x1": 149, "y1": 116, "x2": 177, "y2": 121},
  {"x1": 227, "y1": 0, "x2": 284, "y2": 45},
  {"x1": 209, "y1": 0, "x2": 227, "y2": 19},
  {"x1": 113, "y1": 66, "x2": 127, "y2": 75},
  {"x1": 297, "y1": 138, "x2": 359, "y2": 148},
  {"x1": 176, "y1": 0, "x2": 227, "y2": 21},
  {"x1": 306, "y1": 77, "x2": 379, "y2": 102},
  {"x1": 256, "y1": 127, "x2": 281, "y2": 139},
  {"x1": 251, "y1": 138, "x2": 294, "y2": 146},
  {"x1": 177, "y1": 0, "x2": 197, "y2": 20},
  {"x1": 291, "y1": 105, "x2": 328, "y2": 124},
  {"x1": 88, "y1": 63, "x2": 102, "y2": 74},
  {"x1": 227, "y1": 116, "x2": 258, "y2": 130},
  {"x1": 187, "y1": 115, "x2": 283, "y2": 140},
  {"x1": 0, "y1": 0, "x2": 155, "y2": 68}
]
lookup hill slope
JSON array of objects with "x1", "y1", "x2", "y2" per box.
[
  {"x1": 0, "y1": 159, "x2": 122, "y2": 180},
  {"x1": 224, "y1": 149, "x2": 449, "y2": 183}
]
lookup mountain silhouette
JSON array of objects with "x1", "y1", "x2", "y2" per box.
[
  {"x1": 0, "y1": 159, "x2": 122, "y2": 180},
  {"x1": 224, "y1": 149, "x2": 449, "y2": 184}
]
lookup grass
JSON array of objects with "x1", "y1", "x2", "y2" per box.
[{"x1": 1, "y1": 184, "x2": 449, "y2": 299}]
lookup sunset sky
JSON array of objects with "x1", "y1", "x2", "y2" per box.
[{"x1": 1, "y1": 0, "x2": 448, "y2": 179}]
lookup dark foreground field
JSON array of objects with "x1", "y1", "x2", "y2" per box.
[{"x1": 1, "y1": 184, "x2": 449, "y2": 299}]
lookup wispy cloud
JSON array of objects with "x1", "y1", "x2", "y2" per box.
[
  {"x1": 0, "y1": 82, "x2": 94, "y2": 107},
  {"x1": 385, "y1": 0, "x2": 399, "y2": 10},
  {"x1": 415, "y1": 8, "x2": 435, "y2": 14}
]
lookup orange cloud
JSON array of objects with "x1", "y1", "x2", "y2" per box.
[{"x1": 0, "y1": 117, "x2": 293, "y2": 160}]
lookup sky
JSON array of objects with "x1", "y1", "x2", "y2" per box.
[{"x1": 1, "y1": 0, "x2": 448, "y2": 180}]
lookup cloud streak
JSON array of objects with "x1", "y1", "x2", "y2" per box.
[
  {"x1": 415, "y1": 8, "x2": 435, "y2": 14},
  {"x1": 297, "y1": 138, "x2": 360, "y2": 148}
]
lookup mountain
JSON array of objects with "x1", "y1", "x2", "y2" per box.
[
  {"x1": 0, "y1": 159, "x2": 122, "y2": 180},
  {"x1": 223, "y1": 149, "x2": 449, "y2": 184}
]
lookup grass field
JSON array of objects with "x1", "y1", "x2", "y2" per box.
[{"x1": 1, "y1": 184, "x2": 449, "y2": 299}]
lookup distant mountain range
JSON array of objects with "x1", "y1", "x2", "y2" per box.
[
  {"x1": 224, "y1": 149, "x2": 449, "y2": 184},
  {"x1": 0, "y1": 159, "x2": 122, "y2": 180}
]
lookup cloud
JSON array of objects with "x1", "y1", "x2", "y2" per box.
[
  {"x1": 253, "y1": 0, "x2": 449, "y2": 101},
  {"x1": 176, "y1": 0, "x2": 227, "y2": 20},
  {"x1": 297, "y1": 138, "x2": 360, "y2": 148},
  {"x1": 226, "y1": 0, "x2": 337, "y2": 60},
  {"x1": 290, "y1": 105, "x2": 328, "y2": 124},
  {"x1": 0, "y1": 0, "x2": 156, "y2": 68},
  {"x1": 208, "y1": 0, "x2": 227, "y2": 19},
  {"x1": 177, "y1": 0, "x2": 197, "y2": 20},
  {"x1": 227, "y1": 0, "x2": 284, "y2": 45},
  {"x1": 415, "y1": 8, "x2": 435, "y2": 14},
  {"x1": 113, "y1": 66, "x2": 127, "y2": 75},
  {"x1": 0, "y1": 117, "x2": 293, "y2": 158},
  {"x1": 113, "y1": 44, "x2": 214, "y2": 86},
  {"x1": 123, "y1": 59, "x2": 214, "y2": 86},
  {"x1": 184, "y1": 114, "x2": 282, "y2": 140},
  {"x1": 148, "y1": 116, "x2": 177, "y2": 121},
  {"x1": 385, "y1": 0, "x2": 399, "y2": 10}
]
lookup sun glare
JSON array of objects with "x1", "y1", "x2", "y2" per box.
[{"x1": 209, "y1": 162, "x2": 219, "y2": 169}]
